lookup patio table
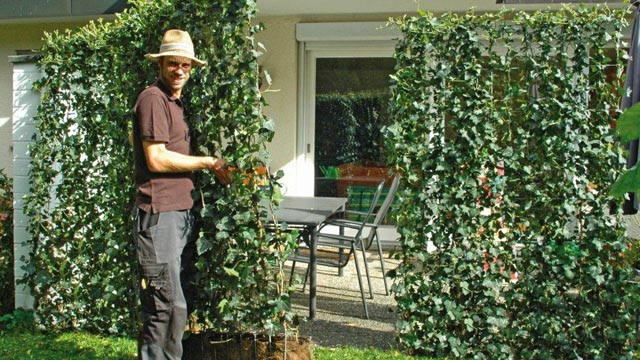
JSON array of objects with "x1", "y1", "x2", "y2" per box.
[{"x1": 265, "y1": 196, "x2": 347, "y2": 319}]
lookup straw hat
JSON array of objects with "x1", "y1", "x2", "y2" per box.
[{"x1": 145, "y1": 29, "x2": 207, "y2": 67}]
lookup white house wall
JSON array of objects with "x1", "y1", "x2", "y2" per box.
[
  {"x1": 1, "y1": 22, "x2": 85, "y2": 178},
  {"x1": 255, "y1": 16, "x2": 299, "y2": 193}
]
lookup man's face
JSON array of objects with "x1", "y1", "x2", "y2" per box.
[{"x1": 159, "y1": 56, "x2": 192, "y2": 95}]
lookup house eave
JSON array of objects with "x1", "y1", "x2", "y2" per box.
[
  {"x1": 0, "y1": 0, "x2": 126, "y2": 21},
  {"x1": 256, "y1": 0, "x2": 627, "y2": 17},
  {"x1": 0, "y1": 0, "x2": 629, "y2": 23},
  {"x1": 0, "y1": 14, "x2": 116, "y2": 25}
]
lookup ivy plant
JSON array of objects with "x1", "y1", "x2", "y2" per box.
[
  {"x1": 386, "y1": 6, "x2": 638, "y2": 359},
  {"x1": 24, "y1": 0, "x2": 296, "y2": 337},
  {"x1": 315, "y1": 92, "x2": 390, "y2": 169}
]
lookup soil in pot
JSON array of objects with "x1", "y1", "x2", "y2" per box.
[{"x1": 183, "y1": 332, "x2": 312, "y2": 360}]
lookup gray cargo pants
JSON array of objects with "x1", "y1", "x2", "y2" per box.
[{"x1": 134, "y1": 208, "x2": 194, "y2": 360}]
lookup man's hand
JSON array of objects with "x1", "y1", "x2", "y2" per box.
[{"x1": 208, "y1": 157, "x2": 231, "y2": 185}]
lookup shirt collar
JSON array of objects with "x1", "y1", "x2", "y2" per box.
[{"x1": 155, "y1": 79, "x2": 183, "y2": 106}]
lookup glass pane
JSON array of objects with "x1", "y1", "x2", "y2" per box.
[{"x1": 314, "y1": 57, "x2": 395, "y2": 221}]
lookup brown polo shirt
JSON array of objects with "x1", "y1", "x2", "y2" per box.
[{"x1": 133, "y1": 80, "x2": 194, "y2": 213}]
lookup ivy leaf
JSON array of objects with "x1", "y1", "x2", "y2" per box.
[
  {"x1": 216, "y1": 216, "x2": 233, "y2": 231},
  {"x1": 261, "y1": 118, "x2": 274, "y2": 133},
  {"x1": 218, "y1": 298, "x2": 228, "y2": 312},
  {"x1": 610, "y1": 165, "x2": 640, "y2": 197},
  {"x1": 617, "y1": 102, "x2": 640, "y2": 143},
  {"x1": 196, "y1": 238, "x2": 213, "y2": 255},
  {"x1": 464, "y1": 318, "x2": 474, "y2": 330},
  {"x1": 223, "y1": 266, "x2": 240, "y2": 278}
]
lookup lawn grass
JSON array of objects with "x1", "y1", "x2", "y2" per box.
[
  {"x1": 0, "y1": 331, "x2": 436, "y2": 359},
  {"x1": 0, "y1": 331, "x2": 137, "y2": 360},
  {"x1": 313, "y1": 346, "x2": 434, "y2": 359}
]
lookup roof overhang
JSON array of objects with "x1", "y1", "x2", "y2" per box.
[
  {"x1": 256, "y1": 0, "x2": 627, "y2": 16},
  {"x1": 0, "y1": 0, "x2": 126, "y2": 23},
  {"x1": 0, "y1": 0, "x2": 628, "y2": 24}
]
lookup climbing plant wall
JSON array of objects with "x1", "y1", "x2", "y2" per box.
[
  {"x1": 386, "y1": 7, "x2": 638, "y2": 358},
  {"x1": 24, "y1": 0, "x2": 295, "y2": 336}
]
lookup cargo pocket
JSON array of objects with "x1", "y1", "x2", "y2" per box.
[
  {"x1": 140, "y1": 262, "x2": 173, "y2": 313},
  {"x1": 135, "y1": 210, "x2": 162, "y2": 262}
]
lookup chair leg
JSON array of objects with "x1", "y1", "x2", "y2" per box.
[
  {"x1": 289, "y1": 260, "x2": 297, "y2": 287},
  {"x1": 360, "y1": 239, "x2": 374, "y2": 300},
  {"x1": 338, "y1": 226, "x2": 345, "y2": 276},
  {"x1": 302, "y1": 265, "x2": 310, "y2": 293},
  {"x1": 374, "y1": 233, "x2": 389, "y2": 296},
  {"x1": 338, "y1": 248, "x2": 344, "y2": 276},
  {"x1": 351, "y1": 244, "x2": 370, "y2": 319}
]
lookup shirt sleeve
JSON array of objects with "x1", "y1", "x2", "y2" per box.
[{"x1": 136, "y1": 93, "x2": 170, "y2": 143}]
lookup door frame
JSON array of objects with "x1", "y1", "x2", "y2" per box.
[{"x1": 295, "y1": 40, "x2": 396, "y2": 196}]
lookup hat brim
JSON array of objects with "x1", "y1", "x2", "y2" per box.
[{"x1": 146, "y1": 52, "x2": 207, "y2": 67}]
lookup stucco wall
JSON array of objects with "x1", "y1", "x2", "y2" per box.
[
  {"x1": 1, "y1": 22, "x2": 85, "y2": 178},
  {"x1": 255, "y1": 17, "x2": 298, "y2": 189}
]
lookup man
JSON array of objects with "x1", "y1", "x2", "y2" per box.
[{"x1": 132, "y1": 29, "x2": 230, "y2": 360}]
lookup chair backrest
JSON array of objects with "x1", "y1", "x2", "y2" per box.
[
  {"x1": 364, "y1": 175, "x2": 400, "y2": 244},
  {"x1": 354, "y1": 180, "x2": 386, "y2": 241}
]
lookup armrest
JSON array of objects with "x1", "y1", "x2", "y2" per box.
[
  {"x1": 344, "y1": 209, "x2": 369, "y2": 216},
  {"x1": 321, "y1": 218, "x2": 378, "y2": 230},
  {"x1": 318, "y1": 221, "x2": 378, "y2": 240},
  {"x1": 316, "y1": 232, "x2": 357, "y2": 242},
  {"x1": 343, "y1": 209, "x2": 381, "y2": 218},
  {"x1": 320, "y1": 219, "x2": 360, "y2": 230},
  {"x1": 330, "y1": 218, "x2": 362, "y2": 226}
]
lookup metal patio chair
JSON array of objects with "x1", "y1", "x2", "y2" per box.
[{"x1": 289, "y1": 176, "x2": 400, "y2": 319}]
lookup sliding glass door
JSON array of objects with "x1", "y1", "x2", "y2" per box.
[{"x1": 299, "y1": 44, "x2": 395, "y2": 218}]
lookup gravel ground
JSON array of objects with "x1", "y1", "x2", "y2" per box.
[{"x1": 287, "y1": 252, "x2": 399, "y2": 350}]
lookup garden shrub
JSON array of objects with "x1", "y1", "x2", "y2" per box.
[
  {"x1": 0, "y1": 170, "x2": 13, "y2": 315},
  {"x1": 386, "y1": 7, "x2": 639, "y2": 359},
  {"x1": 0, "y1": 309, "x2": 35, "y2": 333},
  {"x1": 24, "y1": 0, "x2": 295, "y2": 336}
]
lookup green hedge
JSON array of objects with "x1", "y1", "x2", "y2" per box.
[
  {"x1": 386, "y1": 7, "x2": 638, "y2": 358},
  {"x1": 0, "y1": 170, "x2": 13, "y2": 315},
  {"x1": 24, "y1": 0, "x2": 295, "y2": 336},
  {"x1": 315, "y1": 92, "x2": 390, "y2": 170}
]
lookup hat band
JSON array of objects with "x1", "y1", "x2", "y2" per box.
[{"x1": 159, "y1": 43, "x2": 194, "y2": 55}]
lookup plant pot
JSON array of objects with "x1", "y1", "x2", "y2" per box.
[
  {"x1": 182, "y1": 332, "x2": 312, "y2": 360},
  {"x1": 335, "y1": 163, "x2": 390, "y2": 197}
]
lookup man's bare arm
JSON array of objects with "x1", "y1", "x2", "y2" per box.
[{"x1": 143, "y1": 140, "x2": 231, "y2": 184}]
